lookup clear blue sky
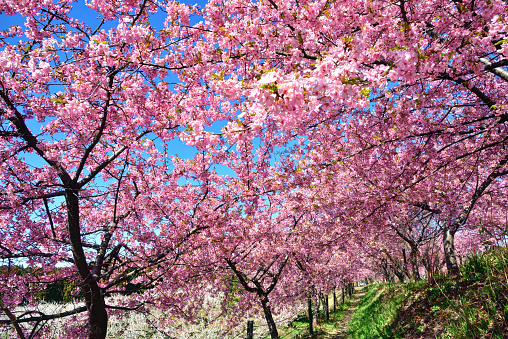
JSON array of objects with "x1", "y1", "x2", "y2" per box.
[{"x1": 0, "y1": 0, "x2": 241, "y2": 178}]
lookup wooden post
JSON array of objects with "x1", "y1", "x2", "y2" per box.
[
  {"x1": 325, "y1": 295, "x2": 329, "y2": 321},
  {"x1": 308, "y1": 298, "x2": 313, "y2": 336},
  {"x1": 247, "y1": 320, "x2": 254, "y2": 339}
]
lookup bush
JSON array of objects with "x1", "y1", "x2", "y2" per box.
[{"x1": 461, "y1": 246, "x2": 508, "y2": 280}]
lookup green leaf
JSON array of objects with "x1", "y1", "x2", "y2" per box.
[
  {"x1": 50, "y1": 94, "x2": 66, "y2": 105},
  {"x1": 494, "y1": 38, "x2": 508, "y2": 46},
  {"x1": 298, "y1": 32, "x2": 304, "y2": 44},
  {"x1": 360, "y1": 88, "x2": 372, "y2": 96},
  {"x1": 341, "y1": 77, "x2": 361, "y2": 85}
]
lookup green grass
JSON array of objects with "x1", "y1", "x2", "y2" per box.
[
  {"x1": 347, "y1": 246, "x2": 508, "y2": 339},
  {"x1": 268, "y1": 247, "x2": 508, "y2": 338},
  {"x1": 438, "y1": 247, "x2": 508, "y2": 338},
  {"x1": 346, "y1": 283, "x2": 413, "y2": 339},
  {"x1": 265, "y1": 296, "x2": 353, "y2": 338}
]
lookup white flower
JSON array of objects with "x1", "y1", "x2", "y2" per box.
[{"x1": 258, "y1": 71, "x2": 278, "y2": 85}]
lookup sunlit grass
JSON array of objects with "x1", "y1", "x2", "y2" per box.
[
  {"x1": 345, "y1": 247, "x2": 508, "y2": 339},
  {"x1": 346, "y1": 284, "x2": 405, "y2": 339},
  {"x1": 266, "y1": 295, "x2": 353, "y2": 339}
]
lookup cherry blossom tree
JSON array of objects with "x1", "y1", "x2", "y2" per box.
[
  {"x1": 0, "y1": 0, "x2": 238, "y2": 337},
  {"x1": 2, "y1": 0, "x2": 508, "y2": 337},
  {"x1": 181, "y1": 0, "x2": 508, "y2": 276}
]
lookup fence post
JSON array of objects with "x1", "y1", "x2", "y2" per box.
[
  {"x1": 247, "y1": 320, "x2": 254, "y2": 339},
  {"x1": 308, "y1": 297, "x2": 313, "y2": 336}
]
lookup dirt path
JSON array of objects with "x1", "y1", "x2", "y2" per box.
[
  {"x1": 324, "y1": 288, "x2": 366, "y2": 339},
  {"x1": 325, "y1": 286, "x2": 385, "y2": 339}
]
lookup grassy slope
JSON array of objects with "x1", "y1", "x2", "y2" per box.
[
  {"x1": 346, "y1": 283, "x2": 404, "y2": 338},
  {"x1": 348, "y1": 246, "x2": 508, "y2": 339}
]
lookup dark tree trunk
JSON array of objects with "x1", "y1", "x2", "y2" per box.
[
  {"x1": 308, "y1": 298, "x2": 313, "y2": 336},
  {"x1": 333, "y1": 290, "x2": 337, "y2": 312},
  {"x1": 225, "y1": 256, "x2": 288, "y2": 339},
  {"x1": 443, "y1": 223, "x2": 459, "y2": 276},
  {"x1": 325, "y1": 295, "x2": 329, "y2": 320},
  {"x1": 259, "y1": 294, "x2": 279, "y2": 339},
  {"x1": 66, "y1": 189, "x2": 108, "y2": 339},
  {"x1": 409, "y1": 247, "x2": 420, "y2": 280},
  {"x1": 402, "y1": 249, "x2": 408, "y2": 278},
  {"x1": 393, "y1": 269, "x2": 405, "y2": 283},
  {"x1": 247, "y1": 320, "x2": 254, "y2": 339}
]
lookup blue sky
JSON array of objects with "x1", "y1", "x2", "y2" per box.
[
  {"x1": 0, "y1": 0, "x2": 220, "y2": 164},
  {"x1": 0, "y1": 0, "x2": 290, "y2": 182}
]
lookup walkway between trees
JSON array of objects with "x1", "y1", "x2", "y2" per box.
[
  {"x1": 325, "y1": 285, "x2": 385, "y2": 339},
  {"x1": 324, "y1": 287, "x2": 367, "y2": 339},
  {"x1": 276, "y1": 285, "x2": 385, "y2": 338}
]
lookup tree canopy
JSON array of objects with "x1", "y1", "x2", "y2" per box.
[{"x1": 0, "y1": 0, "x2": 507, "y2": 338}]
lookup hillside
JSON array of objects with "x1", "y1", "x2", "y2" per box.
[{"x1": 281, "y1": 246, "x2": 508, "y2": 339}]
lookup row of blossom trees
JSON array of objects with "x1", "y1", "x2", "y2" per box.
[{"x1": 1, "y1": 0, "x2": 507, "y2": 337}]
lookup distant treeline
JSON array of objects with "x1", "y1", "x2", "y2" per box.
[{"x1": 1, "y1": 266, "x2": 144, "y2": 303}]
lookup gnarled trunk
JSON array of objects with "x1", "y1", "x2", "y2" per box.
[
  {"x1": 409, "y1": 247, "x2": 420, "y2": 280},
  {"x1": 66, "y1": 189, "x2": 108, "y2": 339},
  {"x1": 443, "y1": 223, "x2": 459, "y2": 276},
  {"x1": 259, "y1": 294, "x2": 278, "y2": 339}
]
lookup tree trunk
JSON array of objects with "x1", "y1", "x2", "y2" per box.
[
  {"x1": 314, "y1": 294, "x2": 320, "y2": 325},
  {"x1": 402, "y1": 249, "x2": 408, "y2": 279},
  {"x1": 88, "y1": 284, "x2": 108, "y2": 339},
  {"x1": 66, "y1": 189, "x2": 108, "y2": 339},
  {"x1": 308, "y1": 298, "x2": 313, "y2": 336},
  {"x1": 333, "y1": 290, "x2": 337, "y2": 312},
  {"x1": 247, "y1": 320, "x2": 254, "y2": 339},
  {"x1": 325, "y1": 295, "x2": 329, "y2": 320},
  {"x1": 443, "y1": 223, "x2": 460, "y2": 276},
  {"x1": 259, "y1": 294, "x2": 278, "y2": 339},
  {"x1": 393, "y1": 269, "x2": 405, "y2": 283},
  {"x1": 409, "y1": 247, "x2": 420, "y2": 280}
]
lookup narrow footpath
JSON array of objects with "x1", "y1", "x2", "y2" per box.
[
  {"x1": 325, "y1": 288, "x2": 368, "y2": 339},
  {"x1": 324, "y1": 285, "x2": 385, "y2": 339}
]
